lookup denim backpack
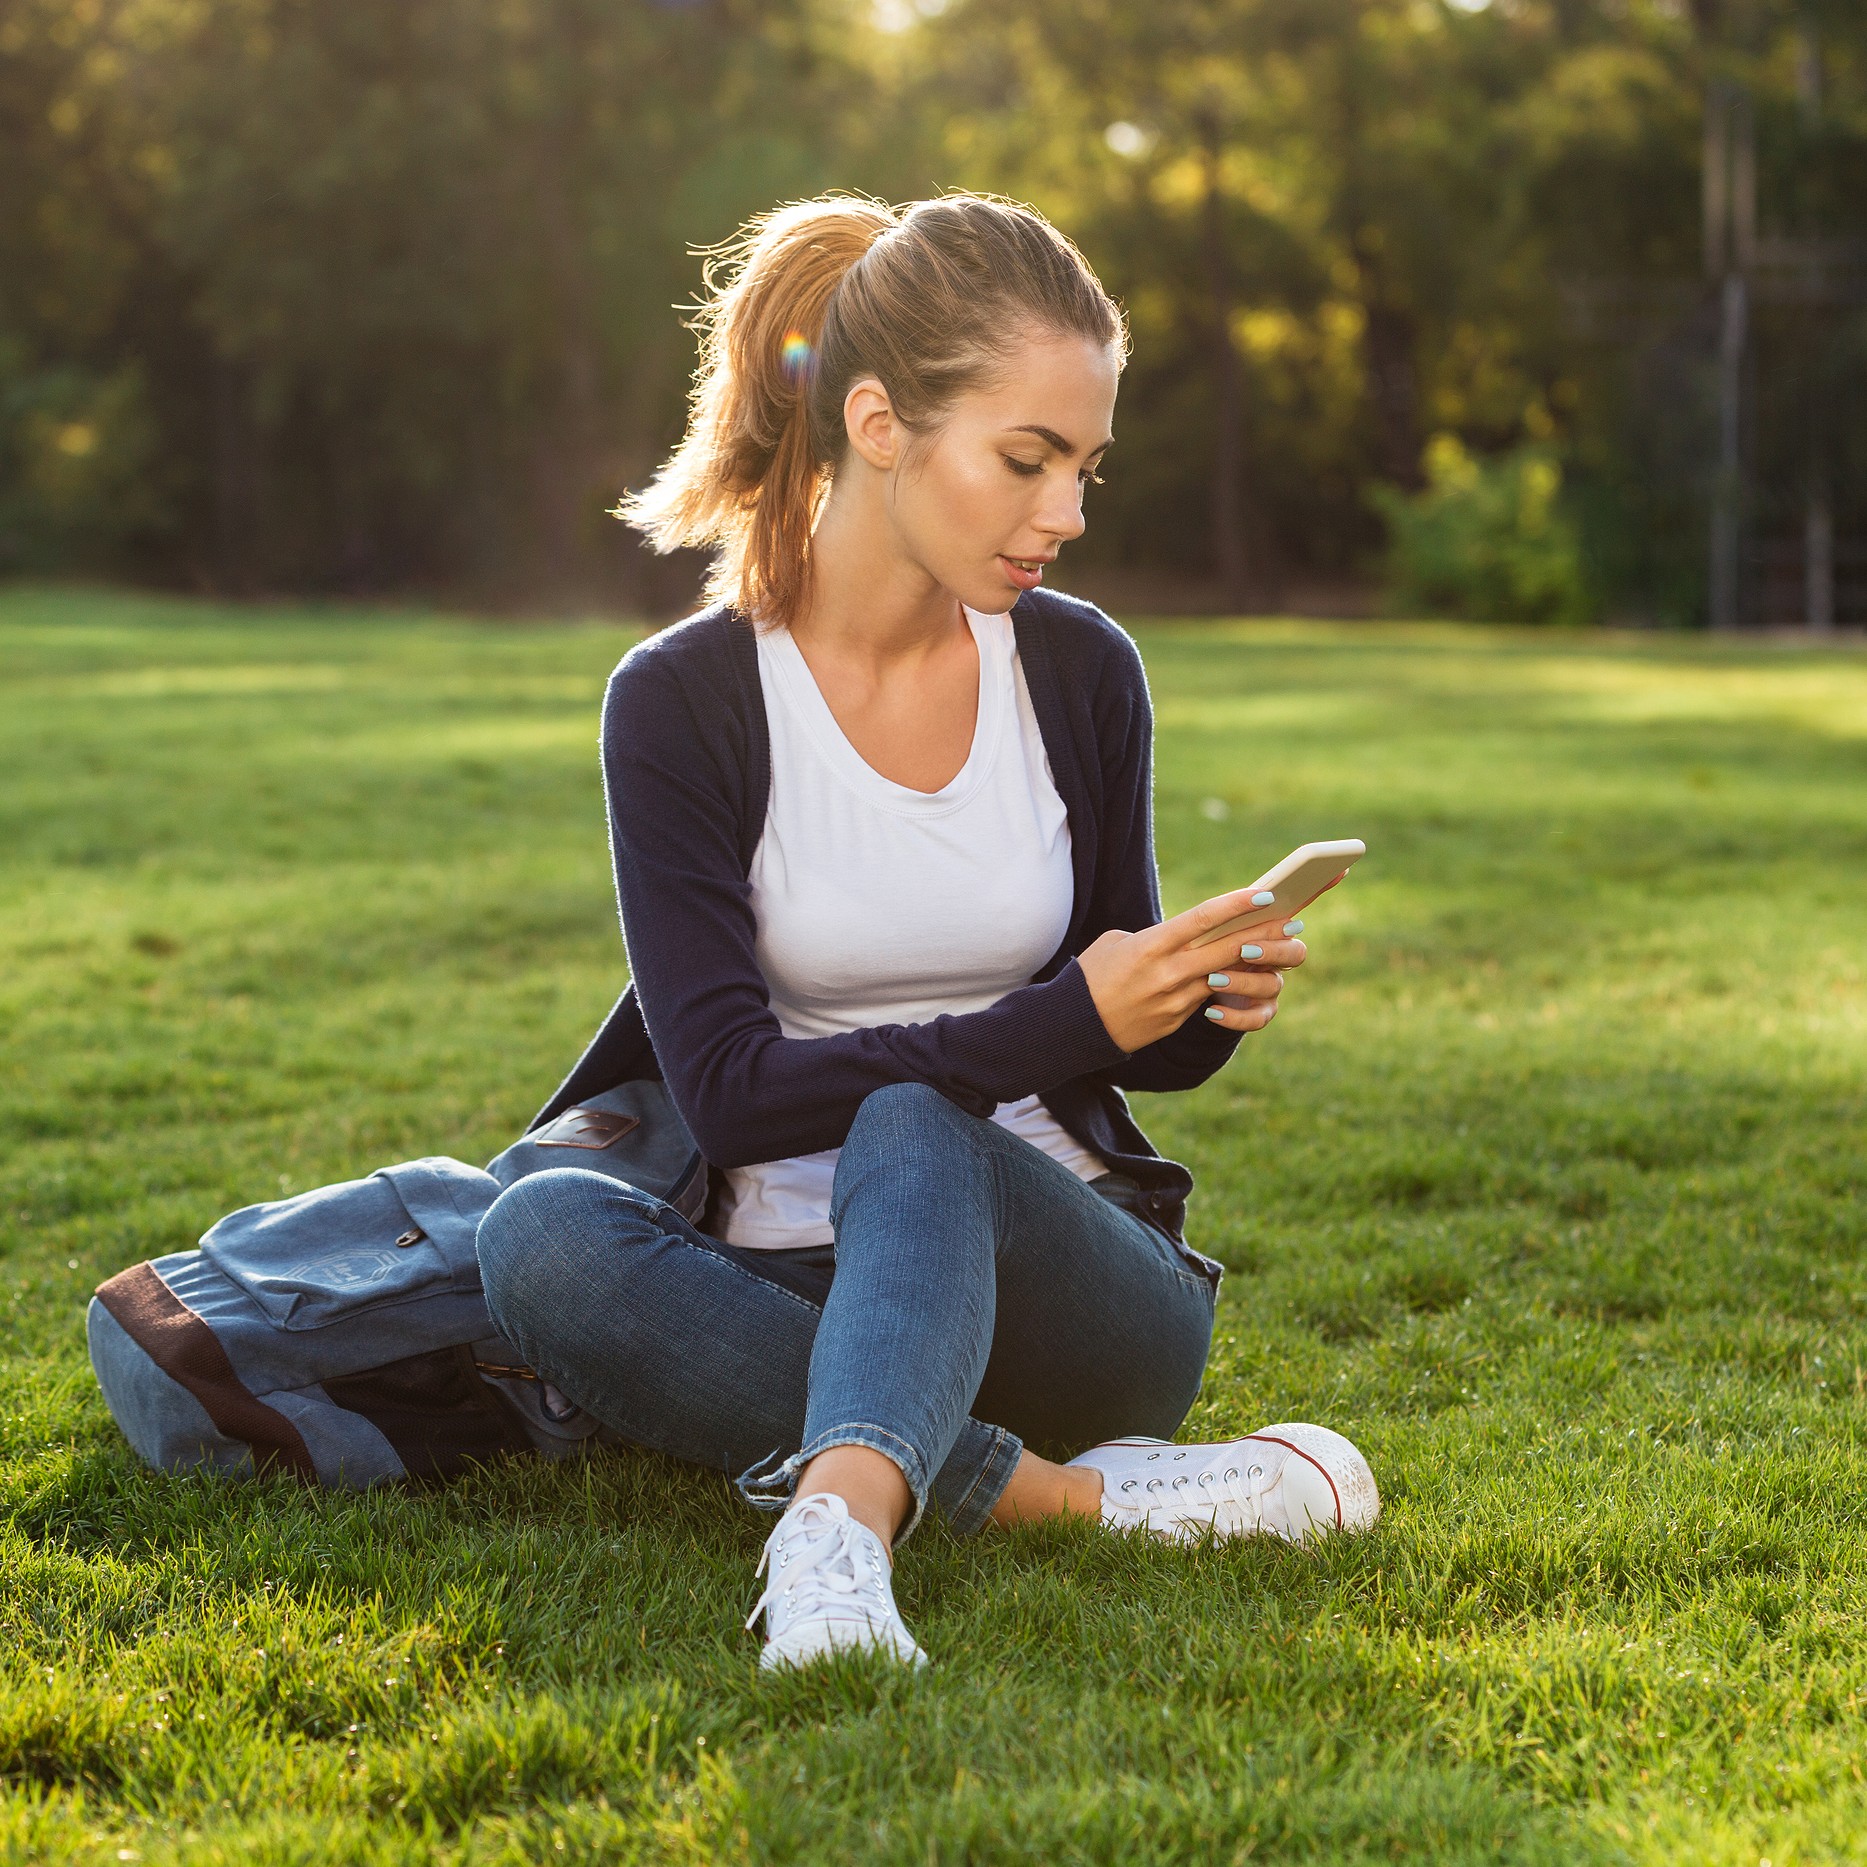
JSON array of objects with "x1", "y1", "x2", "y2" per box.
[{"x1": 87, "y1": 1082, "x2": 705, "y2": 1488}]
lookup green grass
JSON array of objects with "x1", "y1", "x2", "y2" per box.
[{"x1": 2, "y1": 584, "x2": 1865, "y2": 1865}]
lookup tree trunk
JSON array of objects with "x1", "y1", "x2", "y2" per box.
[
  {"x1": 1336, "y1": 37, "x2": 1422, "y2": 493},
  {"x1": 526, "y1": 7, "x2": 610, "y2": 609},
  {"x1": 1199, "y1": 115, "x2": 1257, "y2": 612},
  {"x1": 1361, "y1": 297, "x2": 1424, "y2": 491},
  {"x1": 211, "y1": 353, "x2": 261, "y2": 594}
]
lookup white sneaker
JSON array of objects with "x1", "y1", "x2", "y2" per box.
[
  {"x1": 1068, "y1": 1422, "x2": 1380, "y2": 1546},
  {"x1": 745, "y1": 1492, "x2": 929, "y2": 1671}
]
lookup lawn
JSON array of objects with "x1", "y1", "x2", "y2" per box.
[{"x1": 1, "y1": 583, "x2": 1864, "y2": 1865}]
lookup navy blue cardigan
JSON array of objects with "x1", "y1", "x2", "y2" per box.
[{"x1": 533, "y1": 588, "x2": 1241, "y2": 1241}]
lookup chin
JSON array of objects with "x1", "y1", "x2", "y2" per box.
[
  {"x1": 922, "y1": 555, "x2": 1022, "y2": 616},
  {"x1": 955, "y1": 573, "x2": 1020, "y2": 615}
]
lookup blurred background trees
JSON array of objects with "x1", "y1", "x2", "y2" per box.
[{"x1": 1, "y1": 0, "x2": 1861, "y2": 623}]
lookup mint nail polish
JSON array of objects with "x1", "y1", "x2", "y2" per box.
[
  {"x1": 1207, "y1": 972, "x2": 1230, "y2": 988},
  {"x1": 1283, "y1": 919, "x2": 1304, "y2": 936},
  {"x1": 1239, "y1": 943, "x2": 1263, "y2": 960},
  {"x1": 1251, "y1": 890, "x2": 1275, "y2": 906},
  {"x1": 1204, "y1": 1007, "x2": 1226, "y2": 1021}
]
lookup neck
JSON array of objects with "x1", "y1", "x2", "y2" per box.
[{"x1": 788, "y1": 468, "x2": 969, "y2": 668}]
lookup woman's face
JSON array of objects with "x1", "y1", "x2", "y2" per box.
[{"x1": 854, "y1": 328, "x2": 1121, "y2": 615}]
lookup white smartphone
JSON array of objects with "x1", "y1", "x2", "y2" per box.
[{"x1": 1186, "y1": 839, "x2": 1366, "y2": 949}]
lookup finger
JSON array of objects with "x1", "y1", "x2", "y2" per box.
[
  {"x1": 1185, "y1": 930, "x2": 1308, "y2": 973},
  {"x1": 1157, "y1": 884, "x2": 1297, "y2": 951},
  {"x1": 1200, "y1": 969, "x2": 1282, "y2": 1002},
  {"x1": 1201, "y1": 997, "x2": 1278, "y2": 1033}
]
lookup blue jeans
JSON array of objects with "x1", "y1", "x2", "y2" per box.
[{"x1": 475, "y1": 1082, "x2": 1219, "y2": 1539}]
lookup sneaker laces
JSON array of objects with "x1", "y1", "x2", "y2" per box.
[
  {"x1": 1109, "y1": 1447, "x2": 1279, "y2": 1538},
  {"x1": 744, "y1": 1493, "x2": 893, "y2": 1633},
  {"x1": 1196, "y1": 1450, "x2": 1280, "y2": 1536}
]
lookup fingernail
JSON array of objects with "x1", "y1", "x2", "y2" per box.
[
  {"x1": 1282, "y1": 920, "x2": 1304, "y2": 936},
  {"x1": 1204, "y1": 1007, "x2": 1226, "y2": 1022},
  {"x1": 1251, "y1": 891, "x2": 1275, "y2": 906},
  {"x1": 1239, "y1": 943, "x2": 1263, "y2": 960},
  {"x1": 1207, "y1": 972, "x2": 1230, "y2": 988},
  {"x1": 1262, "y1": 1001, "x2": 1277, "y2": 1019}
]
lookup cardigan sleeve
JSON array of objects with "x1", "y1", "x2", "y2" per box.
[
  {"x1": 602, "y1": 644, "x2": 1128, "y2": 1169},
  {"x1": 1081, "y1": 623, "x2": 1246, "y2": 1094}
]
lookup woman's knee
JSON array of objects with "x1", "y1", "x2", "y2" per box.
[
  {"x1": 476, "y1": 1168, "x2": 656, "y2": 1329},
  {"x1": 835, "y1": 1082, "x2": 995, "y2": 1210},
  {"x1": 844, "y1": 1081, "x2": 983, "y2": 1161}
]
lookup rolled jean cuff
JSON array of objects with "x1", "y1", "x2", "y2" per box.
[
  {"x1": 736, "y1": 1423, "x2": 933, "y2": 1544},
  {"x1": 931, "y1": 1419, "x2": 1023, "y2": 1539}
]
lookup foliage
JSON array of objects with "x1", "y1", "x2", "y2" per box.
[
  {"x1": 1376, "y1": 434, "x2": 1590, "y2": 625},
  {"x1": 920, "y1": 0, "x2": 1867, "y2": 620},
  {"x1": 1, "y1": 1, "x2": 1863, "y2": 615},
  {"x1": 0, "y1": 356, "x2": 171, "y2": 570},
  {"x1": 3, "y1": 589, "x2": 1867, "y2": 1858},
  {"x1": 0, "y1": 0, "x2": 884, "y2": 599}
]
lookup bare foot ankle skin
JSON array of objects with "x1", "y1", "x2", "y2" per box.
[
  {"x1": 794, "y1": 1445, "x2": 912, "y2": 1556},
  {"x1": 989, "y1": 1451, "x2": 1104, "y2": 1528}
]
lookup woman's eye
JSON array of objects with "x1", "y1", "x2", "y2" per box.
[
  {"x1": 1003, "y1": 457, "x2": 1045, "y2": 477},
  {"x1": 1081, "y1": 467, "x2": 1106, "y2": 486}
]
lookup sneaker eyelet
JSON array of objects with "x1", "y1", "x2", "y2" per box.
[
  {"x1": 1145, "y1": 1477, "x2": 1163, "y2": 1492},
  {"x1": 1172, "y1": 1475, "x2": 1188, "y2": 1489},
  {"x1": 1248, "y1": 1464, "x2": 1263, "y2": 1480},
  {"x1": 1173, "y1": 1451, "x2": 1187, "y2": 1461},
  {"x1": 1224, "y1": 1467, "x2": 1239, "y2": 1482},
  {"x1": 1145, "y1": 1452, "x2": 1160, "y2": 1461},
  {"x1": 1120, "y1": 1480, "x2": 1138, "y2": 1493}
]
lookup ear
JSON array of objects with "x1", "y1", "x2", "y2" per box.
[{"x1": 842, "y1": 377, "x2": 902, "y2": 471}]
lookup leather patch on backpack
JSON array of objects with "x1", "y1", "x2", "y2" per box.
[{"x1": 531, "y1": 1107, "x2": 641, "y2": 1150}]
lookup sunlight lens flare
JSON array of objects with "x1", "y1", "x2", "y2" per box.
[{"x1": 779, "y1": 329, "x2": 814, "y2": 385}]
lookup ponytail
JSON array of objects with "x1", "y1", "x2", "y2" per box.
[{"x1": 620, "y1": 191, "x2": 1125, "y2": 630}]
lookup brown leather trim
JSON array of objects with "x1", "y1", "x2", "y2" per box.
[
  {"x1": 94, "y1": 1263, "x2": 316, "y2": 1479},
  {"x1": 532, "y1": 1107, "x2": 641, "y2": 1150}
]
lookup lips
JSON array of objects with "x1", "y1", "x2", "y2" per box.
[{"x1": 1000, "y1": 555, "x2": 1050, "y2": 591}]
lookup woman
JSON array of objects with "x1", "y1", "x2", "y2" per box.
[{"x1": 476, "y1": 192, "x2": 1378, "y2": 1671}]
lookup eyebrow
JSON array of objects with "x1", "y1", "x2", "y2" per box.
[{"x1": 1008, "y1": 424, "x2": 1114, "y2": 458}]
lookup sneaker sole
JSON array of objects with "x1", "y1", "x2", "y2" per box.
[{"x1": 759, "y1": 1625, "x2": 928, "y2": 1672}]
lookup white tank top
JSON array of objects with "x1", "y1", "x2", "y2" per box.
[{"x1": 715, "y1": 606, "x2": 1106, "y2": 1250}]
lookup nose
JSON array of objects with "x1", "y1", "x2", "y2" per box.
[{"x1": 1038, "y1": 478, "x2": 1088, "y2": 544}]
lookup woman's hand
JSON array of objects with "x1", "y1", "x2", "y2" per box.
[{"x1": 1076, "y1": 889, "x2": 1309, "y2": 1053}]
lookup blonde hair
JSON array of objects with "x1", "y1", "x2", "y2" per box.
[{"x1": 618, "y1": 191, "x2": 1127, "y2": 630}]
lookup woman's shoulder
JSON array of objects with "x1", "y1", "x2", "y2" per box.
[
  {"x1": 604, "y1": 603, "x2": 760, "y2": 735},
  {"x1": 609, "y1": 602, "x2": 752, "y2": 691},
  {"x1": 599, "y1": 605, "x2": 765, "y2": 844}
]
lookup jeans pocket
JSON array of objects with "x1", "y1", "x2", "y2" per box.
[{"x1": 1177, "y1": 1245, "x2": 1225, "y2": 1297}]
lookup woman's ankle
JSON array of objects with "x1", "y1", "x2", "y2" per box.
[
  {"x1": 988, "y1": 1451, "x2": 1104, "y2": 1528},
  {"x1": 794, "y1": 1445, "x2": 913, "y2": 1554}
]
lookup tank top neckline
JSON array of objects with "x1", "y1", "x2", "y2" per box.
[{"x1": 755, "y1": 608, "x2": 1011, "y2": 820}]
